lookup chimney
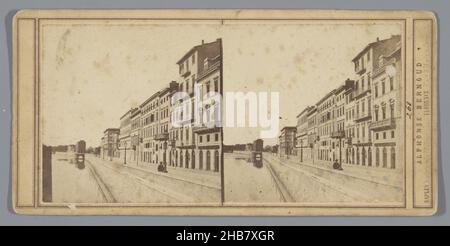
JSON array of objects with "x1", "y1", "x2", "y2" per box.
[
  {"x1": 202, "y1": 40, "x2": 204, "y2": 44},
  {"x1": 376, "y1": 37, "x2": 380, "y2": 42}
]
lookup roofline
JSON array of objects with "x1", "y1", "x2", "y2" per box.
[
  {"x1": 315, "y1": 89, "x2": 336, "y2": 106},
  {"x1": 140, "y1": 91, "x2": 161, "y2": 107},
  {"x1": 104, "y1": 128, "x2": 120, "y2": 133},
  {"x1": 176, "y1": 39, "x2": 221, "y2": 65},
  {"x1": 119, "y1": 108, "x2": 133, "y2": 120},
  {"x1": 281, "y1": 126, "x2": 297, "y2": 131},
  {"x1": 296, "y1": 106, "x2": 312, "y2": 118},
  {"x1": 351, "y1": 35, "x2": 401, "y2": 62}
]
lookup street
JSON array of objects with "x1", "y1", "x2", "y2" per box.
[
  {"x1": 51, "y1": 152, "x2": 221, "y2": 204},
  {"x1": 224, "y1": 151, "x2": 404, "y2": 205}
]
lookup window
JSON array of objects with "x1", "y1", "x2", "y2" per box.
[
  {"x1": 206, "y1": 83, "x2": 210, "y2": 93},
  {"x1": 391, "y1": 147, "x2": 396, "y2": 169},
  {"x1": 390, "y1": 77, "x2": 394, "y2": 91},
  {"x1": 382, "y1": 104, "x2": 386, "y2": 119},
  {"x1": 362, "y1": 77, "x2": 365, "y2": 91},
  {"x1": 192, "y1": 53, "x2": 195, "y2": 64},
  {"x1": 207, "y1": 135, "x2": 210, "y2": 142},
  {"x1": 367, "y1": 73, "x2": 371, "y2": 87},
  {"x1": 383, "y1": 132, "x2": 386, "y2": 139},
  {"x1": 382, "y1": 79, "x2": 386, "y2": 95},
  {"x1": 199, "y1": 136, "x2": 203, "y2": 143},
  {"x1": 204, "y1": 58, "x2": 209, "y2": 70},
  {"x1": 391, "y1": 131, "x2": 395, "y2": 138},
  {"x1": 215, "y1": 133, "x2": 219, "y2": 141},
  {"x1": 376, "y1": 132, "x2": 379, "y2": 140},
  {"x1": 375, "y1": 83, "x2": 378, "y2": 97},
  {"x1": 214, "y1": 77, "x2": 219, "y2": 92}
]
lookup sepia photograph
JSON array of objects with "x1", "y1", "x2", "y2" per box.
[
  {"x1": 222, "y1": 22, "x2": 405, "y2": 206},
  {"x1": 40, "y1": 21, "x2": 224, "y2": 204}
]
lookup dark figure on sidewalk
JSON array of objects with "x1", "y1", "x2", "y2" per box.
[
  {"x1": 158, "y1": 162, "x2": 168, "y2": 173},
  {"x1": 333, "y1": 160, "x2": 343, "y2": 170}
]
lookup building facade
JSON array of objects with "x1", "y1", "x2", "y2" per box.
[
  {"x1": 170, "y1": 39, "x2": 223, "y2": 172},
  {"x1": 130, "y1": 108, "x2": 141, "y2": 164},
  {"x1": 102, "y1": 128, "x2": 120, "y2": 160},
  {"x1": 370, "y1": 38, "x2": 402, "y2": 169},
  {"x1": 291, "y1": 35, "x2": 402, "y2": 170},
  {"x1": 295, "y1": 106, "x2": 312, "y2": 162},
  {"x1": 279, "y1": 126, "x2": 297, "y2": 157},
  {"x1": 118, "y1": 108, "x2": 133, "y2": 163}
]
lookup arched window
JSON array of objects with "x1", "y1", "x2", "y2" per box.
[
  {"x1": 180, "y1": 151, "x2": 183, "y2": 168},
  {"x1": 368, "y1": 147, "x2": 372, "y2": 166},
  {"x1": 206, "y1": 150, "x2": 211, "y2": 170},
  {"x1": 391, "y1": 147, "x2": 396, "y2": 169},
  {"x1": 175, "y1": 151, "x2": 178, "y2": 167},
  {"x1": 351, "y1": 148, "x2": 355, "y2": 164},
  {"x1": 356, "y1": 148, "x2": 360, "y2": 165},
  {"x1": 346, "y1": 149, "x2": 349, "y2": 164},
  {"x1": 199, "y1": 150, "x2": 203, "y2": 170},
  {"x1": 214, "y1": 150, "x2": 219, "y2": 172},
  {"x1": 163, "y1": 151, "x2": 166, "y2": 165},
  {"x1": 383, "y1": 147, "x2": 387, "y2": 168},
  {"x1": 185, "y1": 151, "x2": 189, "y2": 169},
  {"x1": 362, "y1": 148, "x2": 366, "y2": 166},
  {"x1": 376, "y1": 147, "x2": 379, "y2": 167},
  {"x1": 191, "y1": 151, "x2": 196, "y2": 169}
]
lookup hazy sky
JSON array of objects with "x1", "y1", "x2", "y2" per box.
[{"x1": 41, "y1": 20, "x2": 401, "y2": 147}]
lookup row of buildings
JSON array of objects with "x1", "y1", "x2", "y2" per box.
[
  {"x1": 279, "y1": 35, "x2": 402, "y2": 170},
  {"x1": 100, "y1": 39, "x2": 223, "y2": 173}
]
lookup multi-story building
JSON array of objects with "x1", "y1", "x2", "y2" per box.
[
  {"x1": 306, "y1": 106, "x2": 319, "y2": 163},
  {"x1": 279, "y1": 126, "x2": 297, "y2": 157},
  {"x1": 170, "y1": 39, "x2": 222, "y2": 172},
  {"x1": 154, "y1": 81, "x2": 178, "y2": 166},
  {"x1": 295, "y1": 106, "x2": 312, "y2": 162},
  {"x1": 331, "y1": 79, "x2": 354, "y2": 164},
  {"x1": 370, "y1": 37, "x2": 402, "y2": 169},
  {"x1": 129, "y1": 108, "x2": 141, "y2": 164},
  {"x1": 344, "y1": 82, "x2": 356, "y2": 164},
  {"x1": 351, "y1": 35, "x2": 400, "y2": 168},
  {"x1": 316, "y1": 90, "x2": 336, "y2": 162},
  {"x1": 102, "y1": 128, "x2": 120, "y2": 160},
  {"x1": 140, "y1": 91, "x2": 160, "y2": 165},
  {"x1": 290, "y1": 35, "x2": 401, "y2": 170},
  {"x1": 118, "y1": 108, "x2": 133, "y2": 163}
]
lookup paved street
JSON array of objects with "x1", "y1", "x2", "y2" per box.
[
  {"x1": 51, "y1": 152, "x2": 221, "y2": 204},
  {"x1": 224, "y1": 151, "x2": 404, "y2": 205}
]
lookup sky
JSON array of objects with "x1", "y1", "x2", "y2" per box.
[{"x1": 40, "y1": 19, "x2": 402, "y2": 147}]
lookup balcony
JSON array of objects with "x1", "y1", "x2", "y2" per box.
[
  {"x1": 154, "y1": 132, "x2": 169, "y2": 141},
  {"x1": 369, "y1": 118, "x2": 396, "y2": 131},
  {"x1": 354, "y1": 111, "x2": 372, "y2": 122},
  {"x1": 331, "y1": 130, "x2": 345, "y2": 139},
  {"x1": 198, "y1": 61, "x2": 220, "y2": 80},
  {"x1": 193, "y1": 124, "x2": 221, "y2": 134},
  {"x1": 180, "y1": 68, "x2": 191, "y2": 78},
  {"x1": 355, "y1": 65, "x2": 366, "y2": 75},
  {"x1": 346, "y1": 137, "x2": 352, "y2": 145},
  {"x1": 169, "y1": 140, "x2": 175, "y2": 147},
  {"x1": 354, "y1": 88, "x2": 371, "y2": 100}
]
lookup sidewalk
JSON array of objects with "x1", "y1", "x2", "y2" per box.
[
  {"x1": 273, "y1": 154, "x2": 403, "y2": 189},
  {"x1": 91, "y1": 155, "x2": 221, "y2": 189}
]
